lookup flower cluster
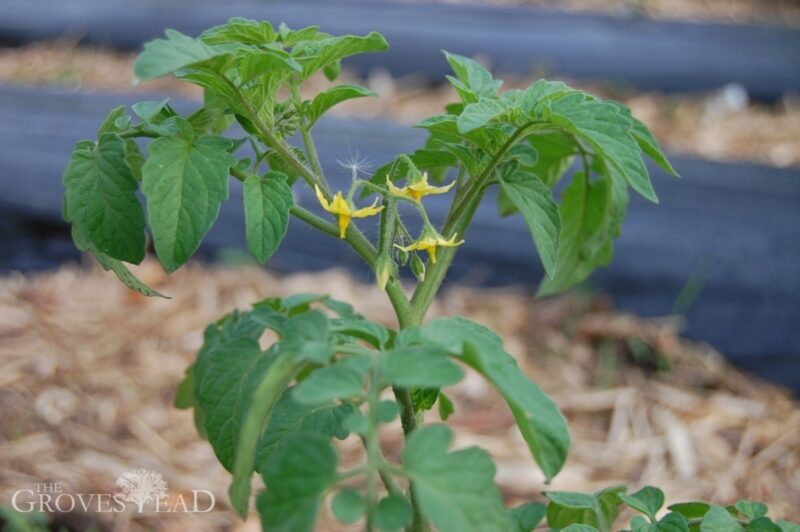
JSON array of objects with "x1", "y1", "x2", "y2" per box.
[{"x1": 315, "y1": 171, "x2": 464, "y2": 275}]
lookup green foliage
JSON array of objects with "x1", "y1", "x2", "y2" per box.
[
  {"x1": 243, "y1": 171, "x2": 293, "y2": 263},
  {"x1": 142, "y1": 129, "x2": 236, "y2": 272},
  {"x1": 402, "y1": 425, "x2": 512, "y2": 531},
  {"x1": 306, "y1": 84, "x2": 377, "y2": 125},
  {"x1": 257, "y1": 433, "x2": 339, "y2": 530},
  {"x1": 401, "y1": 317, "x2": 570, "y2": 481},
  {"x1": 497, "y1": 170, "x2": 560, "y2": 277},
  {"x1": 61, "y1": 18, "x2": 792, "y2": 532}
]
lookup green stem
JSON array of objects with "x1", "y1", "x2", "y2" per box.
[
  {"x1": 302, "y1": 127, "x2": 325, "y2": 178},
  {"x1": 409, "y1": 122, "x2": 536, "y2": 321},
  {"x1": 378, "y1": 467, "x2": 404, "y2": 499},
  {"x1": 228, "y1": 352, "x2": 301, "y2": 517}
]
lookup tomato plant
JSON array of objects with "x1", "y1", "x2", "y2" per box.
[{"x1": 61, "y1": 18, "x2": 796, "y2": 532}]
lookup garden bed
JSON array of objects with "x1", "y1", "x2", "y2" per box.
[
  {"x1": 2, "y1": 0, "x2": 799, "y2": 99},
  {"x1": 1, "y1": 42, "x2": 798, "y2": 168},
  {"x1": 0, "y1": 262, "x2": 797, "y2": 529}
]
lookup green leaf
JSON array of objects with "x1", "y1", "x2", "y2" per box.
[
  {"x1": 195, "y1": 337, "x2": 275, "y2": 470},
  {"x1": 402, "y1": 425, "x2": 512, "y2": 531},
  {"x1": 510, "y1": 502, "x2": 546, "y2": 531},
  {"x1": 332, "y1": 489, "x2": 365, "y2": 524},
  {"x1": 630, "y1": 115, "x2": 678, "y2": 177},
  {"x1": 546, "y1": 491, "x2": 596, "y2": 509},
  {"x1": 174, "y1": 365, "x2": 195, "y2": 409},
  {"x1": 97, "y1": 105, "x2": 130, "y2": 135},
  {"x1": 376, "y1": 399, "x2": 399, "y2": 423},
  {"x1": 294, "y1": 32, "x2": 389, "y2": 80},
  {"x1": 529, "y1": 132, "x2": 577, "y2": 188},
  {"x1": 668, "y1": 502, "x2": 711, "y2": 520},
  {"x1": 307, "y1": 84, "x2": 377, "y2": 125},
  {"x1": 255, "y1": 388, "x2": 353, "y2": 476},
  {"x1": 382, "y1": 346, "x2": 465, "y2": 388},
  {"x1": 605, "y1": 101, "x2": 677, "y2": 178},
  {"x1": 374, "y1": 494, "x2": 413, "y2": 530},
  {"x1": 411, "y1": 388, "x2": 440, "y2": 412},
  {"x1": 239, "y1": 47, "x2": 301, "y2": 81},
  {"x1": 747, "y1": 518, "x2": 782, "y2": 532},
  {"x1": 63, "y1": 134, "x2": 146, "y2": 264},
  {"x1": 507, "y1": 142, "x2": 539, "y2": 168},
  {"x1": 546, "y1": 93, "x2": 657, "y2": 202},
  {"x1": 257, "y1": 434, "x2": 338, "y2": 532},
  {"x1": 292, "y1": 356, "x2": 369, "y2": 406},
  {"x1": 562, "y1": 526, "x2": 600, "y2": 532},
  {"x1": 323, "y1": 60, "x2": 342, "y2": 81},
  {"x1": 545, "y1": 486, "x2": 625, "y2": 532},
  {"x1": 519, "y1": 79, "x2": 573, "y2": 117},
  {"x1": 405, "y1": 317, "x2": 570, "y2": 481},
  {"x1": 135, "y1": 29, "x2": 231, "y2": 81},
  {"x1": 443, "y1": 51, "x2": 502, "y2": 101},
  {"x1": 195, "y1": 337, "x2": 275, "y2": 471},
  {"x1": 777, "y1": 520, "x2": 800, "y2": 532},
  {"x1": 70, "y1": 226, "x2": 166, "y2": 298},
  {"x1": 201, "y1": 17, "x2": 277, "y2": 45},
  {"x1": 277, "y1": 23, "x2": 326, "y2": 46},
  {"x1": 620, "y1": 486, "x2": 665, "y2": 521},
  {"x1": 132, "y1": 99, "x2": 176, "y2": 124},
  {"x1": 124, "y1": 139, "x2": 146, "y2": 181},
  {"x1": 331, "y1": 314, "x2": 389, "y2": 349},
  {"x1": 652, "y1": 513, "x2": 691, "y2": 532},
  {"x1": 734, "y1": 501, "x2": 768, "y2": 520},
  {"x1": 282, "y1": 310, "x2": 332, "y2": 363},
  {"x1": 142, "y1": 131, "x2": 235, "y2": 272},
  {"x1": 537, "y1": 171, "x2": 627, "y2": 296},
  {"x1": 457, "y1": 97, "x2": 512, "y2": 134},
  {"x1": 498, "y1": 171, "x2": 560, "y2": 278},
  {"x1": 438, "y1": 392, "x2": 455, "y2": 421},
  {"x1": 701, "y1": 505, "x2": 744, "y2": 532},
  {"x1": 243, "y1": 172, "x2": 293, "y2": 263},
  {"x1": 228, "y1": 351, "x2": 299, "y2": 517}
]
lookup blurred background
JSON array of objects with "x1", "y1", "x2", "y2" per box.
[{"x1": 0, "y1": 0, "x2": 798, "y2": 529}]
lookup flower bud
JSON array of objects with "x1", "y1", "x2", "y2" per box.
[
  {"x1": 411, "y1": 253, "x2": 426, "y2": 282},
  {"x1": 375, "y1": 253, "x2": 393, "y2": 291}
]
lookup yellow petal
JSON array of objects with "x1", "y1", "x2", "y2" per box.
[
  {"x1": 438, "y1": 234, "x2": 465, "y2": 248},
  {"x1": 329, "y1": 192, "x2": 351, "y2": 216},
  {"x1": 427, "y1": 245, "x2": 438, "y2": 263},
  {"x1": 394, "y1": 242, "x2": 422, "y2": 253},
  {"x1": 314, "y1": 185, "x2": 331, "y2": 211},
  {"x1": 353, "y1": 198, "x2": 384, "y2": 218},
  {"x1": 337, "y1": 214, "x2": 350, "y2": 239},
  {"x1": 386, "y1": 178, "x2": 407, "y2": 198}
]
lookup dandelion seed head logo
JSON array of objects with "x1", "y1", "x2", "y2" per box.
[{"x1": 115, "y1": 468, "x2": 168, "y2": 513}]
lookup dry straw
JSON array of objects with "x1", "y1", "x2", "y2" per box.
[{"x1": 0, "y1": 260, "x2": 797, "y2": 530}]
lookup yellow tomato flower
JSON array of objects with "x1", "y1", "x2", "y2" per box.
[
  {"x1": 395, "y1": 230, "x2": 464, "y2": 264},
  {"x1": 315, "y1": 185, "x2": 383, "y2": 239},
  {"x1": 386, "y1": 172, "x2": 455, "y2": 202}
]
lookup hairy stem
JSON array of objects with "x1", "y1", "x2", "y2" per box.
[{"x1": 410, "y1": 122, "x2": 537, "y2": 321}]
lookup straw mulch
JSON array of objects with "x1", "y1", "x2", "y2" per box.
[{"x1": 0, "y1": 259, "x2": 797, "y2": 529}]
